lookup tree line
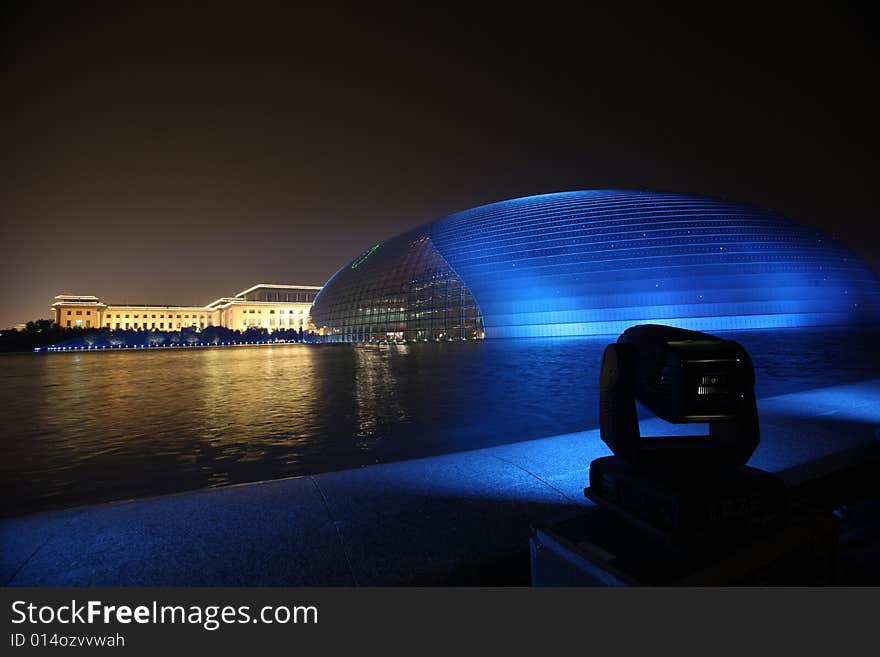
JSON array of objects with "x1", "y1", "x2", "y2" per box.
[{"x1": 0, "y1": 320, "x2": 312, "y2": 352}]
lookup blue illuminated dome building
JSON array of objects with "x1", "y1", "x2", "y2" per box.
[{"x1": 309, "y1": 190, "x2": 880, "y2": 341}]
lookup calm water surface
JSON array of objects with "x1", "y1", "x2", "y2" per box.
[{"x1": 2, "y1": 328, "x2": 879, "y2": 516}]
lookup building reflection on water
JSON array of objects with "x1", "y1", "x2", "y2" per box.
[
  {"x1": 2, "y1": 327, "x2": 879, "y2": 517},
  {"x1": 354, "y1": 345, "x2": 407, "y2": 449}
]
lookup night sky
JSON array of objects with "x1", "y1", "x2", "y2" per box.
[{"x1": 3, "y1": 2, "x2": 877, "y2": 329}]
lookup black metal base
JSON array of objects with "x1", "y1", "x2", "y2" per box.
[{"x1": 585, "y1": 455, "x2": 789, "y2": 549}]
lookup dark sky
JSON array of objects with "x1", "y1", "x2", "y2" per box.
[{"x1": 2, "y1": 2, "x2": 877, "y2": 328}]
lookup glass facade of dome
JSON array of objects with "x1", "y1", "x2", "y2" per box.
[{"x1": 309, "y1": 227, "x2": 483, "y2": 342}]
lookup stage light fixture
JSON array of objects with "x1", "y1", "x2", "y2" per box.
[{"x1": 598, "y1": 324, "x2": 760, "y2": 468}]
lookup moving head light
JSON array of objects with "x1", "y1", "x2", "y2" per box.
[
  {"x1": 599, "y1": 324, "x2": 759, "y2": 468},
  {"x1": 532, "y1": 324, "x2": 828, "y2": 580}
]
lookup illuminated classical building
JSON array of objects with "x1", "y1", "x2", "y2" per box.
[
  {"x1": 52, "y1": 284, "x2": 321, "y2": 332},
  {"x1": 309, "y1": 190, "x2": 880, "y2": 341}
]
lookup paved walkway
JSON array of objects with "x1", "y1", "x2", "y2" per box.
[{"x1": 3, "y1": 380, "x2": 879, "y2": 586}]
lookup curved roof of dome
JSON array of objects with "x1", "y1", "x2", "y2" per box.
[{"x1": 311, "y1": 190, "x2": 880, "y2": 340}]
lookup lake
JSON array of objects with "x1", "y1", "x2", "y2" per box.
[{"x1": 2, "y1": 327, "x2": 879, "y2": 516}]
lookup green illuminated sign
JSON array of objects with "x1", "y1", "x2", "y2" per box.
[{"x1": 351, "y1": 243, "x2": 381, "y2": 269}]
